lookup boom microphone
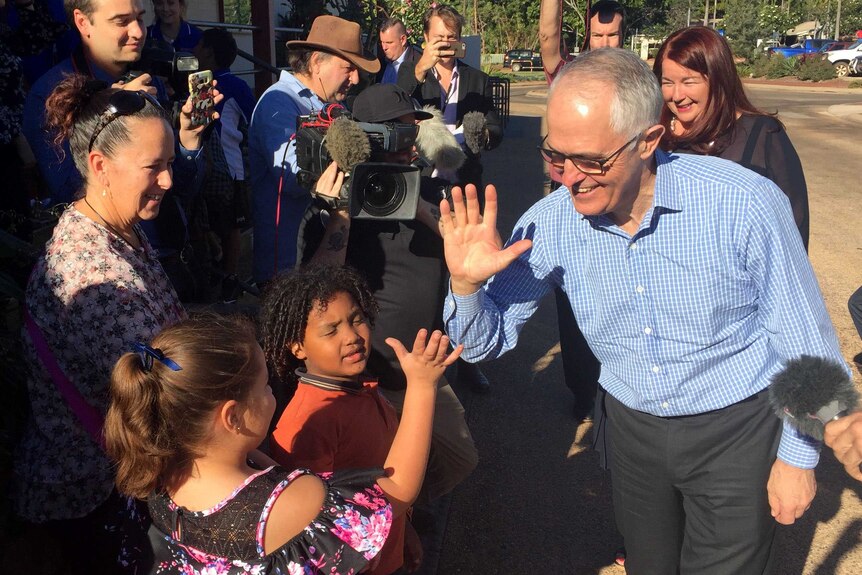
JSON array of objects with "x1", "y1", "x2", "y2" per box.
[
  {"x1": 462, "y1": 110, "x2": 488, "y2": 155},
  {"x1": 325, "y1": 116, "x2": 371, "y2": 174},
  {"x1": 415, "y1": 105, "x2": 466, "y2": 172},
  {"x1": 769, "y1": 355, "x2": 859, "y2": 440}
]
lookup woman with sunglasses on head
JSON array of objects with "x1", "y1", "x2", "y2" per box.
[
  {"x1": 9, "y1": 74, "x2": 202, "y2": 574},
  {"x1": 654, "y1": 26, "x2": 809, "y2": 249}
]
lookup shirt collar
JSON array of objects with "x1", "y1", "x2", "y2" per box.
[
  {"x1": 431, "y1": 60, "x2": 460, "y2": 81},
  {"x1": 294, "y1": 368, "x2": 374, "y2": 394},
  {"x1": 394, "y1": 47, "x2": 410, "y2": 66},
  {"x1": 653, "y1": 149, "x2": 683, "y2": 213},
  {"x1": 279, "y1": 70, "x2": 324, "y2": 107}
]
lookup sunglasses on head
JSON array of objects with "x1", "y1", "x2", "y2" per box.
[{"x1": 88, "y1": 90, "x2": 163, "y2": 152}]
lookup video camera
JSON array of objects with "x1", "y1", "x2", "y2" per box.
[
  {"x1": 294, "y1": 109, "x2": 423, "y2": 220},
  {"x1": 119, "y1": 39, "x2": 199, "y2": 100}
]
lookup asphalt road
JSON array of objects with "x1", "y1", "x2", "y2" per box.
[{"x1": 431, "y1": 83, "x2": 862, "y2": 574}]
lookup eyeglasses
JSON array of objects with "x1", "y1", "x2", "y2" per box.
[
  {"x1": 88, "y1": 90, "x2": 162, "y2": 152},
  {"x1": 538, "y1": 134, "x2": 640, "y2": 175}
]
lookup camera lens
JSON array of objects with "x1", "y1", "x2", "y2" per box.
[{"x1": 361, "y1": 171, "x2": 406, "y2": 217}]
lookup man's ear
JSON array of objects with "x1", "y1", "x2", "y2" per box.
[
  {"x1": 74, "y1": 9, "x2": 93, "y2": 38},
  {"x1": 639, "y1": 124, "x2": 665, "y2": 159},
  {"x1": 290, "y1": 342, "x2": 307, "y2": 361}
]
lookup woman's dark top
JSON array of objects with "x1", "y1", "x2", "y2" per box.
[{"x1": 673, "y1": 114, "x2": 809, "y2": 250}]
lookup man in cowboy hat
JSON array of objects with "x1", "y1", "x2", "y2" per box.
[{"x1": 248, "y1": 15, "x2": 380, "y2": 285}]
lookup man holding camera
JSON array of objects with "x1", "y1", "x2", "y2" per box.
[
  {"x1": 397, "y1": 4, "x2": 502, "y2": 393},
  {"x1": 22, "y1": 0, "x2": 193, "y2": 206}
]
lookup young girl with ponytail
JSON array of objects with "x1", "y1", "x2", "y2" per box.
[{"x1": 104, "y1": 313, "x2": 460, "y2": 574}]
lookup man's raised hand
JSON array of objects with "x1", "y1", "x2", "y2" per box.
[{"x1": 439, "y1": 184, "x2": 532, "y2": 295}]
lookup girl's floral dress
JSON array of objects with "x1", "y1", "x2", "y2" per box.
[{"x1": 147, "y1": 467, "x2": 393, "y2": 575}]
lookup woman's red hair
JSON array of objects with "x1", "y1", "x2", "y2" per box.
[{"x1": 653, "y1": 26, "x2": 770, "y2": 154}]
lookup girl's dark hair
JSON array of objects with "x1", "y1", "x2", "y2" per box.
[
  {"x1": 260, "y1": 264, "x2": 378, "y2": 382},
  {"x1": 105, "y1": 314, "x2": 260, "y2": 500},
  {"x1": 653, "y1": 26, "x2": 772, "y2": 155},
  {"x1": 44, "y1": 73, "x2": 169, "y2": 187}
]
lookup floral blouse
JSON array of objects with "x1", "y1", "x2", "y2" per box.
[
  {"x1": 0, "y1": 4, "x2": 67, "y2": 145},
  {"x1": 147, "y1": 467, "x2": 393, "y2": 575},
  {"x1": 13, "y1": 207, "x2": 185, "y2": 521}
]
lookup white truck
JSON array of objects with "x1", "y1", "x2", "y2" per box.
[{"x1": 827, "y1": 39, "x2": 862, "y2": 77}]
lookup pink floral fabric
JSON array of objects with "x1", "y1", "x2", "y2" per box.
[
  {"x1": 148, "y1": 467, "x2": 393, "y2": 575},
  {"x1": 13, "y1": 207, "x2": 185, "y2": 521}
]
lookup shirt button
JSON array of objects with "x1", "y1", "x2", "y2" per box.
[
  {"x1": 644, "y1": 327, "x2": 652, "y2": 335},
  {"x1": 652, "y1": 365, "x2": 660, "y2": 373},
  {"x1": 636, "y1": 285, "x2": 644, "y2": 293},
  {"x1": 661, "y1": 401, "x2": 669, "y2": 409},
  {"x1": 630, "y1": 243, "x2": 638, "y2": 250}
]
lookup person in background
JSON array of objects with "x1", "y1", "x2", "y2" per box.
[
  {"x1": 105, "y1": 312, "x2": 459, "y2": 574},
  {"x1": 248, "y1": 15, "x2": 379, "y2": 285},
  {"x1": 377, "y1": 16, "x2": 419, "y2": 85},
  {"x1": 23, "y1": 0, "x2": 196, "y2": 206},
  {"x1": 3, "y1": 0, "x2": 78, "y2": 86},
  {"x1": 194, "y1": 27, "x2": 255, "y2": 302},
  {"x1": 0, "y1": 0, "x2": 67, "y2": 240},
  {"x1": 539, "y1": 0, "x2": 625, "y2": 427},
  {"x1": 397, "y1": 3, "x2": 502, "y2": 394},
  {"x1": 850, "y1": 285, "x2": 862, "y2": 370},
  {"x1": 540, "y1": 0, "x2": 625, "y2": 83},
  {"x1": 439, "y1": 48, "x2": 846, "y2": 574},
  {"x1": 147, "y1": 0, "x2": 201, "y2": 53},
  {"x1": 12, "y1": 74, "x2": 190, "y2": 574},
  {"x1": 654, "y1": 26, "x2": 809, "y2": 249}
]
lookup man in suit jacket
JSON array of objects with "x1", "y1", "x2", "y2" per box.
[
  {"x1": 396, "y1": 4, "x2": 502, "y2": 191},
  {"x1": 397, "y1": 4, "x2": 502, "y2": 394},
  {"x1": 377, "y1": 17, "x2": 420, "y2": 84}
]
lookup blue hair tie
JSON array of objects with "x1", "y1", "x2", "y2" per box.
[{"x1": 131, "y1": 342, "x2": 182, "y2": 372}]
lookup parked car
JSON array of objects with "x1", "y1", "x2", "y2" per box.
[
  {"x1": 503, "y1": 49, "x2": 543, "y2": 72},
  {"x1": 769, "y1": 38, "x2": 834, "y2": 59},
  {"x1": 798, "y1": 41, "x2": 853, "y2": 63},
  {"x1": 827, "y1": 39, "x2": 862, "y2": 76}
]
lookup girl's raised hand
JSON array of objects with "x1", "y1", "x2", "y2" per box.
[{"x1": 385, "y1": 329, "x2": 463, "y2": 388}]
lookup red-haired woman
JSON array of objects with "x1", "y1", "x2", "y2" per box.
[{"x1": 654, "y1": 26, "x2": 809, "y2": 249}]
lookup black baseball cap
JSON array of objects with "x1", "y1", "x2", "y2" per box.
[{"x1": 352, "y1": 83, "x2": 434, "y2": 123}]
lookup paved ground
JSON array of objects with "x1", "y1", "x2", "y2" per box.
[{"x1": 427, "y1": 81, "x2": 862, "y2": 574}]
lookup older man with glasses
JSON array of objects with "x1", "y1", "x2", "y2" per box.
[{"x1": 437, "y1": 48, "x2": 848, "y2": 575}]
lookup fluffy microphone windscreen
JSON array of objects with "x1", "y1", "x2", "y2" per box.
[
  {"x1": 462, "y1": 111, "x2": 487, "y2": 155},
  {"x1": 415, "y1": 106, "x2": 465, "y2": 171},
  {"x1": 325, "y1": 116, "x2": 371, "y2": 174},
  {"x1": 769, "y1": 355, "x2": 858, "y2": 440}
]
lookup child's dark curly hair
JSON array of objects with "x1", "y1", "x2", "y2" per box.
[{"x1": 260, "y1": 264, "x2": 379, "y2": 382}]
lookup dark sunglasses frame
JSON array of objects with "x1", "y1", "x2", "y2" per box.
[
  {"x1": 538, "y1": 133, "x2": 640, "y2": 175},
  {"x1": 88, "y1": 90, "x2": 163, "y2": 152}
]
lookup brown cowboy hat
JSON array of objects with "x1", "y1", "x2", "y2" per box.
[{"x1": 286, "y1": 15, "x2": 380, "y2": 74}]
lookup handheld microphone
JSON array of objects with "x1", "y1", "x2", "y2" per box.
[
  {"x1": 415, "y1": 105, "x2": 466, "y2": 172},
  {"x1": 462, "y1": 111, "x2": 488, "y2": 155},
  {"x1": 324, "y1": 116, "x2": 371, "y2": 174},
  {"x1": 769, "y1": 355, "x2": 858, "y2": 440}
]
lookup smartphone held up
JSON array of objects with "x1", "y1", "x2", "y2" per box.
[{"x1": 188, "y1": 70, "x2": 215, "y2": 128}]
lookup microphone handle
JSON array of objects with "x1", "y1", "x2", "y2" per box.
[{"x1": 813, "y1": 400, "x2": 850, "y2": 424}]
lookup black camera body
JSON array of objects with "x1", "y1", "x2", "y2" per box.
[
  {"x1": 120, "y1": 39, "x2": 199, "y2": 100},
  {"x1": 295, "y1": 115, "x2": 423, "y2": 220}
]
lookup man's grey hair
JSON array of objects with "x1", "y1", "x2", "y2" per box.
[{"x1": 549, "y1": 49, "x2": 662, "y2": 138}]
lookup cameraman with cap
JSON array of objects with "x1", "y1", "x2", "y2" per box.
[
  {"x1": 306, "y1": 83, "x2": 480, "y2": 530},
  {"x1": 248, "y1": 15, "x2": 380, "y2": 285}
]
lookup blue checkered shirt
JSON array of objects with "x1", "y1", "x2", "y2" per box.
[{"x1": 444, "y1": 150, "x2": 848, "y2": 469}]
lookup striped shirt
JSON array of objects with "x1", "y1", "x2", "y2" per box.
[{"x1": 444, "y1": 150, "x2": 848, "y2": 469}]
